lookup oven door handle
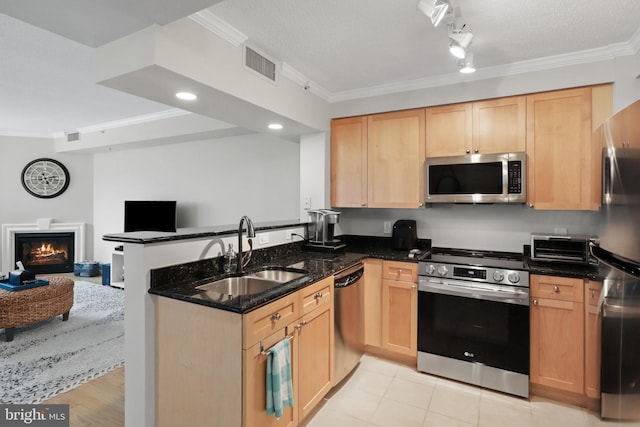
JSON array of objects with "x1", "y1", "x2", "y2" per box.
[{"x1": 419, "y1": 278, "x2": 530, "y2": 306}]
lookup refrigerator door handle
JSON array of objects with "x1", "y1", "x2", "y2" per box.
[{"x1": 590, "y1": 242, "x2": 640, "y2": 279}]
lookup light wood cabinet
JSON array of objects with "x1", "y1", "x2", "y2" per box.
[
  {"x1": 381, "y1": 261, "x2": 418, "y2": 357},
  {"x1": 472, "y1": 96, "x2": 526, "y2": 154},
  {"x1": 584, "y1": 280, "x2": 603, "y2": 400},
  {"x1": 425, "y1": 96, "x2": 526, "y2": 157},
  {"x1": 157, "y1": 277, "x2": 333, "y2": 427},
  {"x1": 245, "y1": 277, "x2": 334, "y2": 427},
  {"x1": 330, "y1": 116, "x2": 367, "y2": 207},
  {"x1": 526, "y1": 85, "x2": 612, "y2": 210},
  {"x1": 244, "y1": 328, "x2": 297, "y2": 427},
  {"x1": 425, "y1": 103, "x2": 472, "y2": 157},
  {"x1": 363, "y1": 259, "x2": 383, "y2": 347},
  {"x1": 295, "y1": 287, "x2": 333, "y2": 421},
  {"x1": 367, "y1": 109, "x2": 426, "y2": 208},
  {"x1": 530, "y1": 275, "x2": 585, "y2": 395},
  {"x1": 331, "y1": 109, "x2": 425, "y2": 208}
]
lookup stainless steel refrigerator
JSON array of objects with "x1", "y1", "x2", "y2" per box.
[{"x1": 591, "y1": 99, "x2": 640, "y2": 420}]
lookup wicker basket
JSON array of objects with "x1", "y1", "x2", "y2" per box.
[{"x1": 0, "y1": 276, "x2": 74, "y2": 341}]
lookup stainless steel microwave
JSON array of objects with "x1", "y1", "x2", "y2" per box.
[{"x1": 425, "y1": 152, "x2": 526, "y2": 204}]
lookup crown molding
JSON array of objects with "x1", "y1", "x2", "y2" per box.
[
  {"x1": 331, "y1": 41, "x2": 638, "y2": 103},
  {"x1": 280, "y1": 62, "x2": 332, "y2": 101},
  {"x1": 77, "y1": 109, "x2": 190, "y2": 134},
  {"x1": 189, "y1": 9, "x2": 247, "y2": 47},
  {"x1": 0, "y1": 131, "x2": 61, "y2": 139}
]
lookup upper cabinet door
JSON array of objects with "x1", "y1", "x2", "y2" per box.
[
  {"x1": 425, "y1": 103, "x2": 472, "y2": 157},
  {"x1": 472, "y1": 96, "x2": 526, "y2": 154},
  {"x1": 331, "y1": 116, "x2": 368, "y2": 207},
  {"x1": 367, "y1": 109, "x2": 426, "y2": 208},
  {"x1": 526, "y1": 87, "x2": 593, "y2": 210}
]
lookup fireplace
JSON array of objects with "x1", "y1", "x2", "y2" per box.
[{"x1": 14, "y1": 232, "x2": 75, "y2": 274}]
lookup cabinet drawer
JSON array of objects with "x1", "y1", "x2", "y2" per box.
[
  {"x1": 531, "y1": 275, "x2": 584, "y2": 303},
  {"x1": 244, "y1": 293, "x2": 299, "y2": 349},
  {"x1": 300, "y1": 277, "x2": 333, "y2": 316},
  {"x1": 585, "y1": 280, "x2": 603, "y2": 307},
  {"x1": 382, "y1": 261, "x2": 417, "y2": 282}
]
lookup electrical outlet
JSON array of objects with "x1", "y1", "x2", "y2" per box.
[
  {"x1": 383, "y1": 221, "x2": 392, "y2": 234},
  {"x1": 554, "y1": 227, "x2": 568, "y2": 235},
  {"x1": 258, "y1": 233, "x2": 269, "y2": 245}
]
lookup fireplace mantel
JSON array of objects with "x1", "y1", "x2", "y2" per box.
[{"x1": 1, "y1": 219, "x2": 85, "y2": 273}]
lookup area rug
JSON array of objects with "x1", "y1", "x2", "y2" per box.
[{"x1": 0, "y1": 281, "x2": 124, "y2": 404}]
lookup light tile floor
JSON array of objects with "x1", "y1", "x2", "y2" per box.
[{"x1": 306, "y1": 354, "x2": 640, "y2": 427}]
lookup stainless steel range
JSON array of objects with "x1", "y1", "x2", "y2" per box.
[{"x1": 417, "y1": 248, "x2": 530, "y2": 398}]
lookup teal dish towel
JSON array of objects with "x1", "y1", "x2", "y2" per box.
[{"x1": 266, "y1": 338, "x2": 294, "y2": 418}]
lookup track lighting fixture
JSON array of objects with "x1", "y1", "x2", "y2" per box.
[{"x1": 417, "y1": 0, "x2": 450, "y2": 27}]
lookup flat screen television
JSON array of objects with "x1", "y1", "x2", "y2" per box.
[{"x1": 124, "y1": 200, "x2": 177, "y2": 232}]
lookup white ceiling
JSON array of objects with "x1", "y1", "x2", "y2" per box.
[{"x1": 1, "y1": 0, "x2": 640, "y2": 137}]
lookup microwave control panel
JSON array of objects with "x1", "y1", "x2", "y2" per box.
[{"x1": 507, "y1": 160, "x2": 522, "y2": 194}]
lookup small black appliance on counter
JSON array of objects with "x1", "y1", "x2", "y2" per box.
[{"x1": 392, "y1": 220, "x2": 418, "y2": 250}]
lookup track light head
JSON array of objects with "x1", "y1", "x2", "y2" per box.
[
  {"x1": 459, "y1": 52, "x2": 476, "y2": 73},
  {"x1": 417, "y1": 0, "x2": 450, "y2": 27}
]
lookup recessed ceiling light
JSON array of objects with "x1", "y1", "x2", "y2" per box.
[
  {"x1": 176, "y1": 92, "x2": 197, "y2": 101},
  {"x1": 268, "y1": 123, "x2": 283, "y2": 130}
]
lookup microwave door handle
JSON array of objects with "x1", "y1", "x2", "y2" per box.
[{"x1": 548, "y1": 236, "x2": 572, "y2": 240}]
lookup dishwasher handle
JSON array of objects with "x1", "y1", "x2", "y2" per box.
[{"x1": 334, "y1": 263, "x2": 364, "y2": 288}]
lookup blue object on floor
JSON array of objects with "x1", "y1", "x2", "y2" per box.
[
  {"x1": 74, "y1": 262, "x2": 100, "y2": 277},
  {"x1": 101, "y1": 263, "x2": 111, "y2": 286}
]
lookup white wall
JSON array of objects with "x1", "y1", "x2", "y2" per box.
[
  {"x1": 336, "y1": 206, "x2": 598, "y2": 253},
  {"x1": 299, "y1": 132, "x2": 330, "y2": 220},
  {"x1": 0, "y1": 135, "x2": 94, "y2": 271},
  {"x1": 92, "y1": 133, "x2": 300, "y2": 262}
]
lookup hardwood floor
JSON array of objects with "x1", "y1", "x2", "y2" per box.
[{"x1": 43, "y1": 367, "x2": 124, "y2": 427}]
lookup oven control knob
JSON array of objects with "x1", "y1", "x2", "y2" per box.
[
  {"x1": 508, "y1": 272, "x2": 521, "y2": 284},
  {"x1": 426, "y1": 264, "x2": 436, "y2": 275},
  {"x1": 493, "y1": 271, "x2": 505, "y2": 282},
  {"x1": 437, "y1": 265, "x2": 448, "y2": 276}
]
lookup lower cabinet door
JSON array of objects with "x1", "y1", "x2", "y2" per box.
[
  {"x1": 382, "y1": 279, "x2": 417, "y2": 356},
  {"x1": 296, "y1": 304, "x2": 333, "y2": 421},
  {"x1": 530, "y1": 297, "x2": 585, "y2": 394},
  {"x1": 243, "y1": 328, "x2": 297, "y2": 427}
]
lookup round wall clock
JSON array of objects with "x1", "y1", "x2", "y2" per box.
[{"x1": 21, "y1": 158, "x2": 70, "y2": 198}]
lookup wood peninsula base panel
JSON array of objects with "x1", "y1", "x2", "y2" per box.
[{"x1": 155, "y1": 297, "x2": 243, "y2": 427}]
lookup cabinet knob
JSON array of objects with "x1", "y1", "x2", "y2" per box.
[
  {"x1": 533, "y1": 299, "x2": 538, "y2": 306},
  {"x1": 411, "y1": 284, "x2": 417, "y2": 289},
  {"x1": 553, "y1": 285, "x2": 560, "y2": 293},
  {"x1": 314, "y1": 292, "x2": 323, "y2": 299},
  {"x1": 466, "y1": 149, "x2": 470, "y2": 154},
  {"x1": 361, "y1": 203, "x2": 366, "y2": 207},
  {"x1": 592, "y1": 290, "x2": 596, "y2": 298},
  {"x1": 419, "y1": 203, "x2": 424, "y2": 207},
  {"x1": 528, "y1": 204, "x2": 534, "y2": 209},
  {"x1": 295, "y1": 320, "x2": 308, "y2": 330},
  {"x1": 474, "y1": 148, "x2": 479, "y2": 153},
  {"x1": 270, "y1": 313, "x2": 281, "y2": 321}
]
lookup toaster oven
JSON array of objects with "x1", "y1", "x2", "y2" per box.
[{"x1": 530, "y1": 235, "x2": 597, "y2": 265}]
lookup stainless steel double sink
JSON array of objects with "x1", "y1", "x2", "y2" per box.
[{"x1": 191, "y1": 267, "x2": 308, "y2": 301}]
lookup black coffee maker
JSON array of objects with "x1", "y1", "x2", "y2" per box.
[{"x1": 392, "y1": 220, "x2": 418, "y2": 250}]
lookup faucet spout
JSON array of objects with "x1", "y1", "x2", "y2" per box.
[{"x1": 236, "y1": 216, "x2": 256, "y2": 273}]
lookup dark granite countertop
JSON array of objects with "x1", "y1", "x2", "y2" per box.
[
  {"x1": 525, "y1": 258, "x2": 607, "y2": 281},
  {"x1": 148, "y1": 235, "x2": 430, "y2": 314},
  {"x1": 102, "y1": 219, "x2": 307, "y2": 244}
]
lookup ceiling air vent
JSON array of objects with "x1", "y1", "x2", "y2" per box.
[
  {"x1": 66, "y1": 132, "x2": 80, "y2": 142},
  {"x1": 245, "y1": 46, "x2": 276, "y2": 82}
]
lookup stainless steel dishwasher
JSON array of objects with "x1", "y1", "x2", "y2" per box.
[{"x1": 333, "y1": 262, "x2": 365, "y2": 385}]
